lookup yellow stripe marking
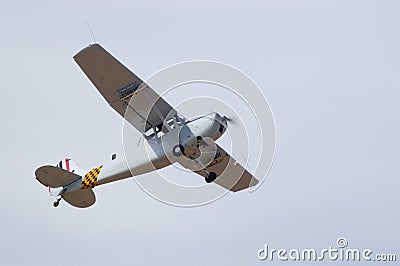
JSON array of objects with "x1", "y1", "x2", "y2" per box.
[{"x1": 81, "y1": 166, "x2": 103, "y2": 189}]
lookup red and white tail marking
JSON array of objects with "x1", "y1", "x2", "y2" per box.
[{"x1": 65, "y1": 158, "x2": 70, "y2": 171}]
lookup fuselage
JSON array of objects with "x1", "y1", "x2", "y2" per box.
[{"x1": 62, "y1": 112, "x2": 227, "y2": 196}]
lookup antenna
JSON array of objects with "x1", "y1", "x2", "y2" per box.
[{"x1": 84, "y1": 20, "x2": 96, "y2": 43}]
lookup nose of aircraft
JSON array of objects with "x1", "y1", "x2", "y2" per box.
[
  {"x1": 221, "y1": 115, "x2": 229, "y2": 129},
  {"x1": 212, "y1": 112, "x2": 228, "y2": 131}
]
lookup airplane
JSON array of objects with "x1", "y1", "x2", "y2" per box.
[{"x1": 35, "y1": 44, "x2": 259, "y2": 208}]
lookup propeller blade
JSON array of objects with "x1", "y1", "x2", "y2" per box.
[{"x1": 222, "y1": 115, "x2": 236, "y2": 125}]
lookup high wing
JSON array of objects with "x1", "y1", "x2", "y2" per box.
[
  {"x1": 193, "y1": 144, "x2": 259, "y2": 192},
  {"x1": 74, "y1": 44, "x2": 177, "y2": 133}
]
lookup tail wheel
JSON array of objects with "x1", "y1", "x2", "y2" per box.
[{"x1": 53, "y1": 198, "x2": 61, "y2": 208}]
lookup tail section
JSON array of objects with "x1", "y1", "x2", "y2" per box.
[
  {"x1": 35, "y1": 157, "x2": 101, "y2": 208},
  {"x1": 35, "y1": 165, "x2": 81, "y2": 188},
  {"x1": 62, "y1": 189, "x2": 96, "y2": 208},
  {"x1": 56, "y1": 157, "x2": 88, "y2": 176},
  {"x1": 48, "y1": 186, "x2": 62, "y2": 197}
]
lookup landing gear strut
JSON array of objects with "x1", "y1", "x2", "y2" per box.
[
  {"x1": 53, "y1": 197, "x2": 61, "y2": 208},
  {"x1": 205, "y1": 172, "x2": 217, "y2": 183}
]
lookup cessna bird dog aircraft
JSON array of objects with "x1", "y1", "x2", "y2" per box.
[{"x1": 35, "y1": 44, "x2": 259, "y2": 208}]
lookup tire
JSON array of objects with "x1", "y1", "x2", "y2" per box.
[
  {"x1": 172, "y1": 145, "x2": 182, "y2": 157},
  {"x1": 205, "y1": 172, "x2": 217, "y2": 183},
  {"x1": 179, "y1": 144, "x2": 186, "y2": 156}
]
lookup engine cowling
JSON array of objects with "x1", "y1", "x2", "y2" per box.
[{"x1": 175, "y1": 113, "x2": 227, "y2": 160}]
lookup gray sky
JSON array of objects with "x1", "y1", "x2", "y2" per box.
[{"x1": 0, "y1": 0, "x2": 399, "y2": 265}]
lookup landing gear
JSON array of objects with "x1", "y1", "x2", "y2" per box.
[
  {"x1": 172, "y1": 145, "x2": 183, "y2": 157},
  {"x1": 179, "y1": 144, "x2": 185, "y2": 156},
  {"x1": 196, "y1": 136, "x2": 202, "y2": 147},
  {"x1": 205, "y1": 172, "x2": 217, "y2": 183},
  {"x1": 53, "y1": 198, "x2": 61, "y2": 208}
]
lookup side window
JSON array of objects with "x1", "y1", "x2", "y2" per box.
[{"x1": 144, "y1": 128, "x2": 155, "y2": 140}]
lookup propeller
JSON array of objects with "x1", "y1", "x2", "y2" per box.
[{"x1": 222, "y1": 115, "x2": 237, "y2": 125}]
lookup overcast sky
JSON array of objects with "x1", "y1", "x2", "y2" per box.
[{"x1": 0, "y1": 0, "x2": 399, "y2": 265}]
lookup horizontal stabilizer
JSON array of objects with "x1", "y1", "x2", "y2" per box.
[
  {"x1": 35, "y1": 165, "x2": 81, "y2": 188},
  {"x1": 62, "y1": 189, "x2": 96, "y2": 208}
]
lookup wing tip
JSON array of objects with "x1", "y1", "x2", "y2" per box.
[
  {"x1": 249, "y1": 177, "x2": 259, "y2": 187},
  {"x1": 73, "y1": 43, "x2": 102, "y2": 60},
  {"x1": 230, "y1": 177, "x2": 259, "y2": 193}
]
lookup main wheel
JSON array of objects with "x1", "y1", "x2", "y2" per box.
[
  {"x1": 172, "y1": 145, "x2": 182, "y2": 157},
  {"x1": 53, "y1": 200, "x2": 60, "y2": 207},
  {"x1": 205, "y1": 172, "x2": 217, "y2": 183},
  {"x1": 179, "y1": 144, "x2": 186, "y2": 156}
]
